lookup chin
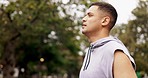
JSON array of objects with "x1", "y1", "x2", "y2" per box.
[
  {"x1": 81, "y1": 28, "x2": 89, "y2": 35},
  {"x1": 82, "y1": 31, "x2": 85, "y2": 34},
  {"x1": 82, "y1": 29, "x2": 85, "y2": 33},
  {"x1": 82, "y1": 30, "x2": 88, "y2": 35}
]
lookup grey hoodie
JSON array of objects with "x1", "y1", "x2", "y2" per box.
[{"x1": 79, "y1": 36, "x2": 136, "y2": 78}]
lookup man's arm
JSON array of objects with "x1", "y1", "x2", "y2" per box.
[{"x1": 113, "y1": 51, "x2": 137, "y2": 78}]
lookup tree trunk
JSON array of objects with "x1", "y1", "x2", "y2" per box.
[{"x1": 1, "y1": 42, "x2": 16, "y2": 78}]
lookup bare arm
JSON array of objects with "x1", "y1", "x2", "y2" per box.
[{"x1": 113, "y1": 51, "x2": 137, "y2": 78}]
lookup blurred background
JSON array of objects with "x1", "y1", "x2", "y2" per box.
[{"x1": 0, "y1": 0, "x2": 147, "y2": 78}]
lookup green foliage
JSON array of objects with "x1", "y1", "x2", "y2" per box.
[{"x1": 0, "y1": 0, "x2": 87, "y2": 77}]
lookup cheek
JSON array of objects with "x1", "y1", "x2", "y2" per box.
[{"x1": 88, "y1": 18, "x2": 100, "y2": 27}]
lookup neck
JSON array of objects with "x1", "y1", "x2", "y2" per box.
[{"x1": 86, "y1": 29, "x2": 110, "y2": 43}]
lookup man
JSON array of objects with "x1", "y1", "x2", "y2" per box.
[{"x1": 79, "y1": 2, "x2": 137, "y2": 78}]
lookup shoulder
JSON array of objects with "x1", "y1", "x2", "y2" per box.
[
  {"x1": 102, "y1": 40, "x2": 126, "y2": 55},
  {"x1": 106, "y1": 40, "x2": 136, "y2": 68},
  {"x1": 113, "y1": 51, "x2": 137, "y2": 78}
]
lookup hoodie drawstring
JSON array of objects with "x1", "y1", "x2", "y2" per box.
[{"x1": 83, "y1": 45, "x2": 93, "y2": 71}]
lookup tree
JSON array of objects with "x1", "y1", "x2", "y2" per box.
[
  {"x1": 0, "y1": 0, "x2": 101, "y2": 77},
  {"x1": 0, "y1": 0, "x2": 83, "y2": 77}
]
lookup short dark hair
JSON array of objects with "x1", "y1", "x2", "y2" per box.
[{"x1": 89, "y1": 2, "x2": 118, "y2": 29}]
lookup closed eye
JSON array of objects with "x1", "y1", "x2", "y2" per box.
[
  {"x1": 83, "y1": 12, "x2": 94, "y2": 18},
  {"x1": 87, "y1": 12, "x2": 93, "y2": 17}
]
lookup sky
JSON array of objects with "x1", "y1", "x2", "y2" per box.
[{"x1": 105, "y1": 0, "x2": 138, "y2": 24}]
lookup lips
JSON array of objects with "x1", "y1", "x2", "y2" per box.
[
  {"x1": 82, "y1": 24, "x2": 87, "y2": 27},
  {"x1": 82, "y1": 24, "x2": 86, "y2": 29}
]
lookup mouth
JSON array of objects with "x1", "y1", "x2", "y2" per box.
[{"x1": 82, "y1": 24, "x2": 87, "y2": 28}]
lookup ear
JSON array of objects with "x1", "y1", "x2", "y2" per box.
[{"x1": 101, "y1": 16, "x2": 110, "y2": 26}]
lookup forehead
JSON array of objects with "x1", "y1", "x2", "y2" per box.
[{"x1": 86, "y1": 6, "x2": 99, "y2": 13}]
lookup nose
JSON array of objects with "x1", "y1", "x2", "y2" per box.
[{"x1": 82, "y1": 16, "x2": 87, "y2": 22}]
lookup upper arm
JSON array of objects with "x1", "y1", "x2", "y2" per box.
[{"x1": 113, "y1": 50, "x2": 137, "y2": 78}]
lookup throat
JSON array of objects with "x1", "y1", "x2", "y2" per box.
[{"x1": 87, "y1": 32, "x2": 109, "y2": 43}]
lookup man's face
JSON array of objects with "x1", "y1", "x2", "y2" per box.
[{"x1": 82, "y1": 6, "x2": 103, "y2": 35}]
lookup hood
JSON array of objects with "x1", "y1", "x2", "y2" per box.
[{"x1": 90, "y1": 36, "x2": 124, "y2": 49}]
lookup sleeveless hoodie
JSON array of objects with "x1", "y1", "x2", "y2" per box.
[{"x1": 79, "y1": 36, "x2": 136, "y2": 78}]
